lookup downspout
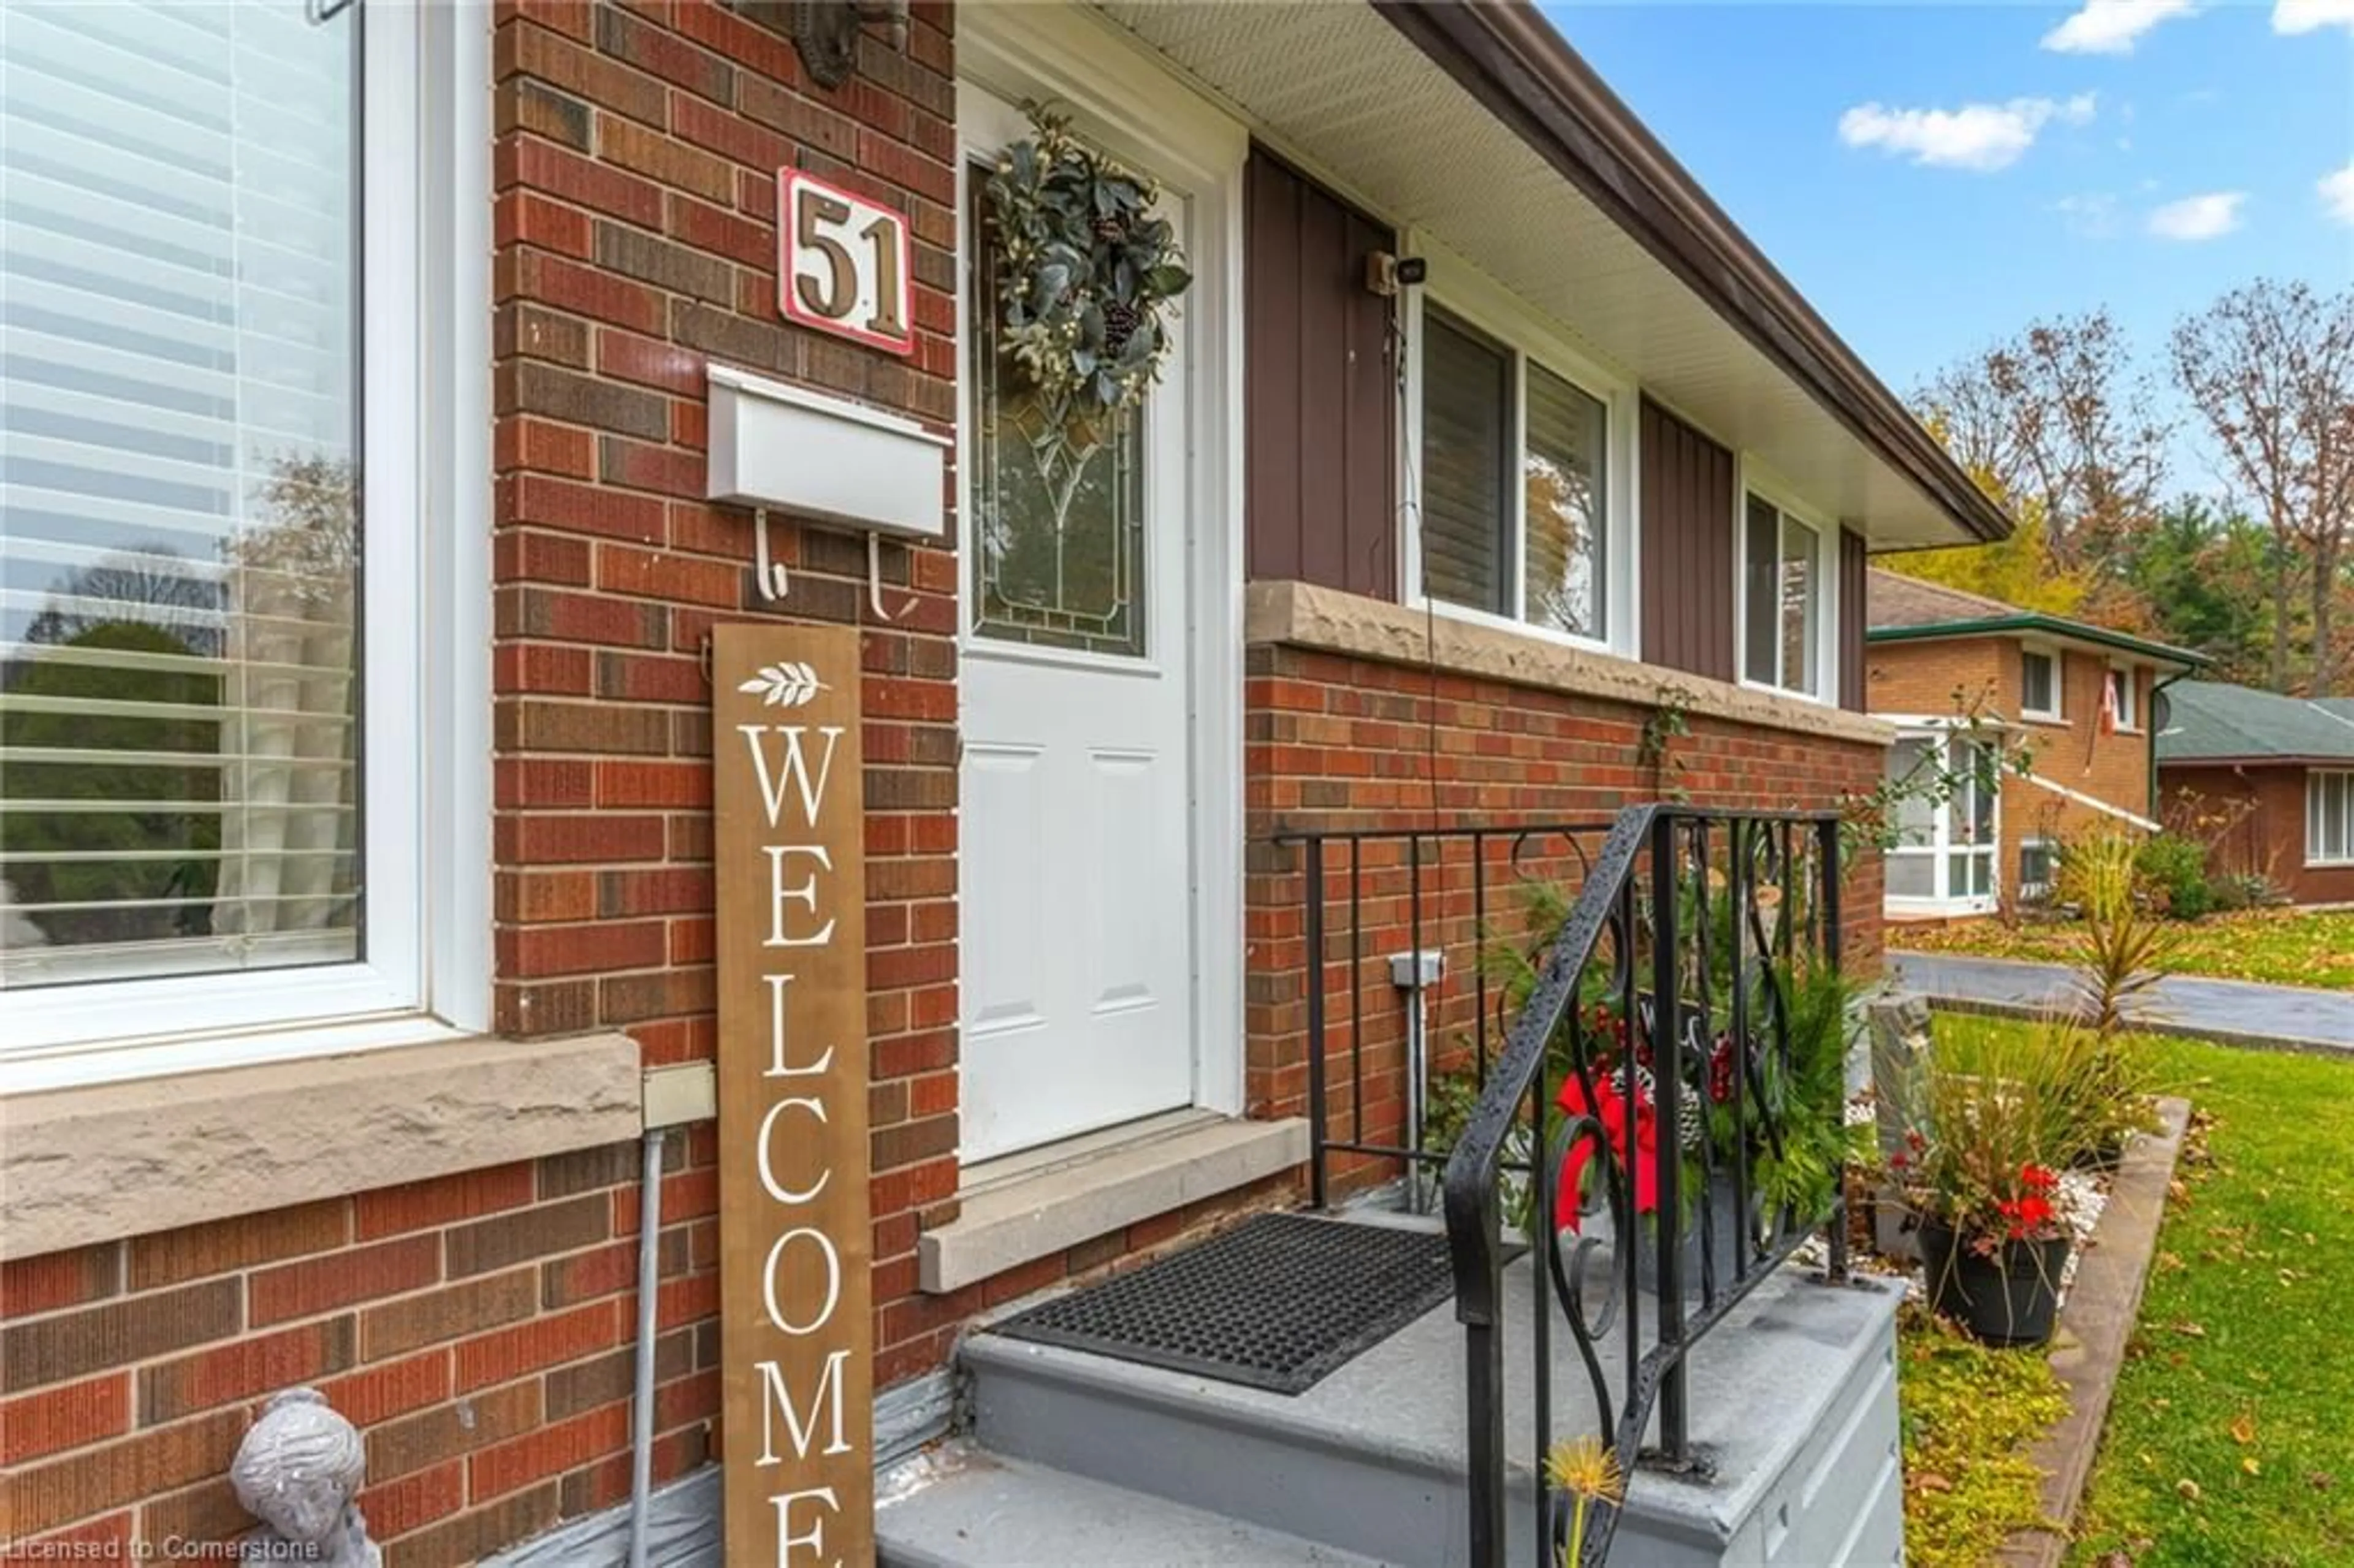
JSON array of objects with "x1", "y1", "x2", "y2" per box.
[
  {"x1": 630, "y1": 1064, "x2": 715, "y2": 1568},
  {"x1": 2150, "y1": 667, "x2": 2196, "y2": 823},
  {"x1": 627, "y1": 1125, "x2": 666, "y2": 1568}
]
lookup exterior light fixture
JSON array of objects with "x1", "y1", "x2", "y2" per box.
[{"x1": 748, "y1": 0, "x2": 914, "y2": 91}]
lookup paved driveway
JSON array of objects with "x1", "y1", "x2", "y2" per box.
[{"x1": 1886, "y1": 951, "x2": 2354, "y2": 1055}]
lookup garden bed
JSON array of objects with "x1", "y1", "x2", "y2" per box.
[{"x1": 1872, "y1": 1094, "x2": 2188, "y2": 1567}]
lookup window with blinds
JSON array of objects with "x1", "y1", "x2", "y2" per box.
[
  {"x1": 1419, "y1": 311, "x2": 1510, "y2": 616},
  {"x1": 1415, "y1": 306, "x2": 1617, "y2": 643},
  {"x1": 2311, "y1": 771, "x2": 2354, "y2": 866},
  {"x1": 1, "y1": 3, "x2": 363, "y2": 989}
]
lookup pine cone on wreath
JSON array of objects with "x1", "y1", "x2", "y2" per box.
[{"x1": 1103, "y1": 300, "x2": 1141, "y2": 354}]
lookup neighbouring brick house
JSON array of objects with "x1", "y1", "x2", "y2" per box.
[
  {"x1": 2157, "y1": 680, "x2": 2354, "y2": 905},
  {"x1": 1865, "y1": 571, "x2": 2201, "y2": 920},
  {"x1": 0, "y1": 3, "x2": 2008, "y2": 1563}
]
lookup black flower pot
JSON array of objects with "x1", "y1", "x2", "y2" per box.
[
  {"x1": 1919, "y1": 1217, "x2": 2069, "y2": 1347},
  {"x1": 1632, "y1": 1172, "x2": 1762, "y2": 1297}
]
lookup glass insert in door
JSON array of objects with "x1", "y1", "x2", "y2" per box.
[{"x1": 966, "y1": 175, "x2": 1146, "y2": 657}]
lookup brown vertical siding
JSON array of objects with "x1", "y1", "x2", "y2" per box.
[
  {"x1": 1245, "y1": 147, "x2": 1397, "y2": 599},
  {"x1": 1637, "y1": 398, "x2": 1735, "y2": 680},
  {"x1": 1838, "y1": 528, "x2": 1868, "y2": 710}
]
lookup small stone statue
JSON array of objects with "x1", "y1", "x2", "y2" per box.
[{"x1": 229, "y1": 1388, "x2": 380, "y2": 1567}]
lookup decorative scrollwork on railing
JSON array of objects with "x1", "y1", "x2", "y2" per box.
[
  {"x1": 1442, "y1": 806, "x2": 1846, "y2": 1568},
  {"x1": 1274, "y1": 807, "x2": 1848, "y2": 1568}
]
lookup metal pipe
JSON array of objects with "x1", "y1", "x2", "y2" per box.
[
  {"x1": 1306, "y1": 848, "x2": 1329, "y2": 1210},
  {"x1": 627, "y1": 1125, "x2": 667, "y2": 1568},
  {"x1": 1405, "y1": 982, "x2": 1427, "y2": 1213}
]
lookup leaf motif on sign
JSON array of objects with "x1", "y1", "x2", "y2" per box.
[{"x1": 738, "y1": 662, "x2": 828, "y2": 707}]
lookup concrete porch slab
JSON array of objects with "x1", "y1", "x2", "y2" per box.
[
  {"x1": 962, "y1": 1227, "x2": 1905, "y2": 1567},
  {"x1": 877, "y1": 1442, "x2": 1395, "y2": 1567}
]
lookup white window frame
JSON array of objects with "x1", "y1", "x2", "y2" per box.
[
  {"x1": 2020, "y1": 642, "x2": 2064, "y2": 723},
  {"x1": 2106, "y1": 663, "x2": 2141, "y2": 733},
  {"x1": 1733, "y1": 463, "x2": 1838, "y2": 704},
  {"x1": 2309, "y1": 769, "x2": 2354, "y2": 869},
  {"x1": 1399, "y1": 238, "x2": 1640, "y2": 660},
  {"x1": 1883, "y1": 721, "x2": 2003, "y2": 916},
  {"x1": 2, "y1": 3, "x2": 492, "y2": 1089}
]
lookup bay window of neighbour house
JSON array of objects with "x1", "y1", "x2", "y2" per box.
[
  {"x1": 1418, "y1": 306, "x2": 1611, "y2": 645},
  {"x1": 1884, "y1": 731, "x2": 2000, "y2": 910},
  {"x1": 2, "y1": 1, "x2": 474, "y2": 1066},
  {"x1": 1740, "y1": 492, "x2": 1826, "y2": 697},
  {"x1": 2311, "y1": 771, "x2": 2354, "y2": 866}
]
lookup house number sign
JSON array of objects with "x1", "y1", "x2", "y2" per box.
[
  {"x1": 779, "y1": 168, "x2": 915, "y2": 356},
  {"x1": 714, "y1": 623, "x2": 874, "y2": 1565}
]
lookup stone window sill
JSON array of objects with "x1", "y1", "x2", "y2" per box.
[
  {"x1": 1246, "y1": 579, "x2": 1895, "y2": 748},
  {"x1": 918, "y1": 1113, "x2": 1309, "y2": 1295},
  {"x1": 2, "y1": 1031, "x2": 643, "y2": 1259}
]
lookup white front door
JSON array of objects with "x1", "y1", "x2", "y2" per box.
[{"x1": 957, "y1": 91, "x2": 1197, "y2": 1162}]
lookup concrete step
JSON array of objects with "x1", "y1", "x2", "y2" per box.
[
  {"x1": 875, "y1": 1442, "x2": 1399, "y2": 1568},
  {"x1": 958, "y1": 1221, "x2": 1906, "y2": 1568}
]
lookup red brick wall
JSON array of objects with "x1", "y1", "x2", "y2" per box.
[
  {"x1": 1244, "y1": 642, "x2": 1886, "y2": 1192},
  {"x1": 1, "y1": 1150, "x2": 715, "y2": 1563},
  {"x1": 490, "y1": 0, "x2": 970, "y2": 1410},
  {"x1": 2161, "y1": 763, "x2": 2354, "y2": 905}
]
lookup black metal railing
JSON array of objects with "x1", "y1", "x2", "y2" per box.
[
  {"x1": 1277, "y1": 805, "x2": 1848, "y2": 1568},
  {"x1": 1276, "y1": 820, "x2": 1618, "y2": 1209}
]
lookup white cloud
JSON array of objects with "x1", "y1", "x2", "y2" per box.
[
  {"x1": 1837, "y1": 94, "x2": 2097, "y2": 172},
  {"x1": 2147, "y1": 191, "x2": 2247, "y2": 239},
  {"x1": 2043, "y1": 0, "x2": 2196, "y2": 53},
  {"x1": 2322, "y1": 163, "x2": 2354, "y2": 224},
  {"x1": 2274, "y1": 0, "x2": 2354, "y2": 32},
  {"x1": 2054, "y1": 192, "x2": 2124, "y2": 237}
]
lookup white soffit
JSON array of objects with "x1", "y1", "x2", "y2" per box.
[{"x1": 1090, "y1": 0, "x2": 1968, "y2": 549}]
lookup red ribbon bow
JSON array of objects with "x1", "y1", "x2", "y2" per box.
[{"x1": 1553, "y1": 1070, "x2": 1660, "y2": 1232}]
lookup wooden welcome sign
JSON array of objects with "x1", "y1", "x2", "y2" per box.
[{"x1": 714, "y1": 623, "x2": 874, "y2": 1565}]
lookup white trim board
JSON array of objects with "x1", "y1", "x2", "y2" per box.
[{"x1": 2015, "y1": 771, "x2": 2160, "y2": 833}]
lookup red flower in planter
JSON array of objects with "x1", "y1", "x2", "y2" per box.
[
  {"x1": 1995, "y1": 1192, "x2": 2057, "y2": 1241},
  {"x1": 1553, "y1": 1071, "x2": 1659, "y2": 1233}
]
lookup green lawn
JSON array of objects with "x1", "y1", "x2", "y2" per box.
[
  {"x1": 1896, "y1": 908, "x2": 2354, "y2": 991},
  {"x1": 2065, "y1": 1037, "x2": 2354, "y2": 1567}
]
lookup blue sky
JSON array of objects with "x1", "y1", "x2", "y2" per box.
[{"x1": 1546, "y1": 0, "x2": 2354, "y2": 494}]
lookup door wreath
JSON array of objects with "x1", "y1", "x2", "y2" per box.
[{"x1": 982, "y1": 103, "x2": 1192, "y2": 528}]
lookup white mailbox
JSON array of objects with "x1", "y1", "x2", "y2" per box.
[{"x1": 704, "y1": 362, "x2": 948, "y2": 542}]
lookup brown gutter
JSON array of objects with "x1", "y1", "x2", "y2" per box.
[{"x1": 1375, "y1": 0, "x2": 2014, "y2": 546}]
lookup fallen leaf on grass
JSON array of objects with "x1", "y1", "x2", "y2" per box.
[
  {"x1": 2230, "y1": 1412, "x2": 2257, "y2": 1445},
  {"x1": 2154, "y1": 1251, "x2": 2185, "y2": 1273},
  {"x1": 1912, "y1": 1472, "x2": 1954, "y2": 1494},
  {"x1": 2311, "y1": 1472, "x2": 2336, "y2": 1492},
  {"x1": 2176, "y1": 1479, "x2": 2202, "y2": 1502},
  {"x1": 2242, "y1": 1457, "x2": 2261, "y2": 1476},
  {"x1": 2169, "y1": 1320, "x2": 2207, "y2": 1338}
]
